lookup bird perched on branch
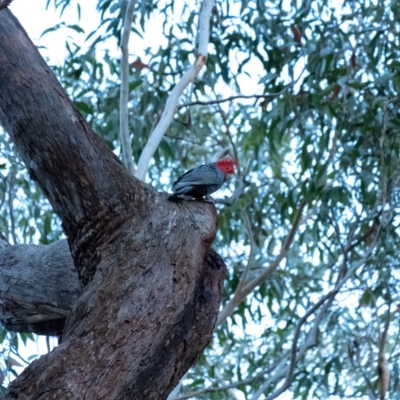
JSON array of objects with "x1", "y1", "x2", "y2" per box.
[{"x1": 169, "y1": 158, "x2": 238, "y2": 200}]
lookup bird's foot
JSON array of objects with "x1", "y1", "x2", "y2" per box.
[
  {"x1": 202, "y1": 196, "x2": 215, "y2": 203},
  {"x1": 168, "y1": 194, "x2": 193, "y2": 201}
]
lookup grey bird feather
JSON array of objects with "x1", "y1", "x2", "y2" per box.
[{"x1": 169, "y1": 161, "x2": 235, "y2": 200}]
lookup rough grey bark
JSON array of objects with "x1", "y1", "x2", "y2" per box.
[
  {"x1": 0, "y1": 239, "x2": 81, "y2": 335},
  {"x1": 0, "y1": 9, "x2": 226, "y2": 400}
]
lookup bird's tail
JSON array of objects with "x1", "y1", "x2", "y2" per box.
[{"x1": 167, "y1": 193, "x2": 180, "y2": 201}]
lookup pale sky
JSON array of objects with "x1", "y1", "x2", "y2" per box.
[{"x1": 10, "y1": 0, "x2": 106, "y2": 66}]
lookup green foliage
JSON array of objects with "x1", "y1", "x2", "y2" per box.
[{"x1": 2, "y1": 0, "x2": 400, "y2": 398}]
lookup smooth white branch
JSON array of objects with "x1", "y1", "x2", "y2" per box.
[
  {"x1": 135, "y1": 0, "x2": 214, "y2": 180},
  {"x1": 119, "y1": 0, "x2": 137, "y2": 175}
]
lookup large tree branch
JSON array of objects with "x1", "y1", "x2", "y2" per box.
[
  {"x1": 0, "y1": 9, "x2": 148, "y2": 283},
  {"x1": 0, "y1": 14, "x2": 140, "y2": 223},
  {"x1": 0, "y1": 9, "x2": 227, "y2": 399},
  {"x1": 5, "y1": 229, "x2": 226, "y2": 399},
  {"x1": 135, "y1": 0, "x2": 214, "y2": 180},
  {"x1": 0, "y1": 239, "x2": 81, "y2": 335}
]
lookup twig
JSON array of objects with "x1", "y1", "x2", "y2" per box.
[
  {"x1": 177, "y1": 91, "x2": 289, "y2": 109},
  {"x1": 165, "y1": 133, "x2": 201, "y2": 145},
  {"x1": 135, "y1": 0, "x2": 214, "y2": 180},
  {"x1": 353, "y1": 339, "x2": 376, "y2": 399},
  {"x1": 175, "y1": 380, "x2": 253, "y2": 400},
  {"x1": 0, "y1": 0, "x2": 13, "y2": 11},
  {"x1": 10, "y1": 348, "x2": 29, "y2": 366},
  {"x1": 328, "y1": 212, "x2": 348, "y2": 278},
  {"x1": 213, "y1": 177, "x2": 248, "y2": 206},
  {"x1": 212, "y1": 88, "x2": 240, "y2": 172},
  {"x1": 212, "y1": 148, "x2": 230, "y2": 162},
  {"x1": 207, "y1": 209, "x2": 257, "y2": 336},
  {"x1": 208, "y1": 360, "x2": 241, "y2": 400},
  {"x1": 119, "y1": 0, "x2": 137, "y2": 175},
  {"x1": 242, "y1": 200, "x2": 306, "y2": 294},
  {"x1": 216, "y1": 200, "x2": 306, "y2": 326},
  {"x1": 167, "y1": 373, "x2": 186, "y2": 400},
  {"x1": 174, "y1": 352, "x2": 288, "y2": 400},
  {"x1": 177, "y1": 62, "x2": 308, "y2": 110}
]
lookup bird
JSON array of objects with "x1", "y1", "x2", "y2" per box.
[{"x1": 169, "y1": 158, "x2": 238, "y2": 200}]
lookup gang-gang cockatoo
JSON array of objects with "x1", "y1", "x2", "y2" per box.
[{"x1": 169, "y1": 158, "x2": 238, "y2": 200}]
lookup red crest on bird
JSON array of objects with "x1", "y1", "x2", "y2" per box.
[{"x1": 215, "y1": 158, "x2": 239, "y2": 174}]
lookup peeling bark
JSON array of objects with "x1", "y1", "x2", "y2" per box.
[{"x1": 0, "y1": 9, "x2": 226, "y2": 400}]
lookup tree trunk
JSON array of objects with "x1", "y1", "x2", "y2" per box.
[{"x1": 0, "y1": 9, "x2": 226, "y2": 399}]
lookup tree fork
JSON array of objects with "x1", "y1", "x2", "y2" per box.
[{"x1": 0, "y1": 9, "x2": 226, "y2": 399}]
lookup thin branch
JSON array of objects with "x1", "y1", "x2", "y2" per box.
[
  {"x1": 119, "y1": 0, "x2": 137, "y2": 175},
  {"x1": 10, "y1": 347, "x2": 29, "y2": 366},
  {"x1": 181, "y1": 94, "x2": 276, "y2": 107},
  {"x1": 8, "y1": 167, "x2": 17, "y2": 245},
  {"x1": 212, "y1": 88, "x2": 240, "y2": 171},
  {"x1": 378, "y1": 303, "x2": 393, "y2": 400},
  {"x1": 165, "y1": 133, "x2": 202, "y2": 145},
  {"x1": 253, "y1": 230, "x2": 381, "y2": 400},
  {"x1": 250, "y1": 292, "x2": 339, "y2": 400},
  {"x1": 208, "y1": 360, "x2": 241, "y2": 400},
  {"x1": 216, "y1": 200, "x2": 306, "y2": 326},
  {"x1": 212, "y1": 148, "x2": 230, "y2": 162},
  {"x1": 328, "y1": 212, "x2": 348, "y2": 278},
  {"x1": 175, "y1": 380, "x2": 251, "y2": 400},
  {"x1": 135, "y1": 0, "x2": 214, "y2": 180},
  {"x1": 389, "y1": 320, "x2": 400, "y2": 359},
  {"x1": 237, "y1": 209, "x2": 256, "y2": 291},
  {"x1": 0, "y1": 232, "x2": 9, "y2": 249},
  {"x1": 180, "y1": 214, "x2": 379, "y2": 400},
  {"x1": 0, "y1": 174, "x2": 7, "y2": 212},
  {"x1": 167, "y1": 373, "x2": 186, "y2": 400},
  {"x1": 241, "y1": 200, "x2": 306, "y2": 294},
  {"x1": 355, "y1": 346, "x2": 376, "y2": 399},
  {"x1": 213, "y1": 177, "x2": 248, "y2": 206},
  {"x1": 177, "y1": 89, "x2": 290, "y2": 109},
  {"x1": 215, "y1": 210, "x2": 384, "y2": 400},
  {"x1": 46, "y1": 335, "x2": 51, "y2": 354},
  {"x1": 174, "y1": 353, "x2": 288, "y2": 400},
  {"x1": 177, "y1": 62, "x2": 308, "y2": 110},
  {"x1": 316, "y1": 127, "x2": 340, "y2": 188}
]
